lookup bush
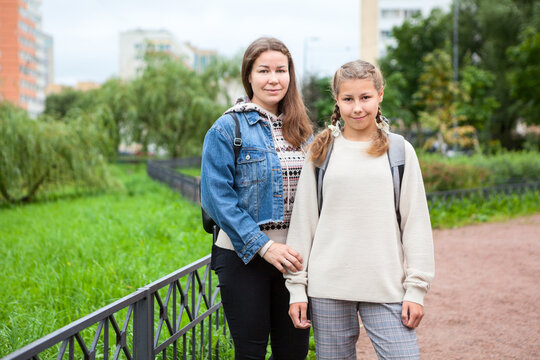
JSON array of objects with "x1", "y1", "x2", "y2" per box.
[
  {"x1": 0, "y1": 102, "x2": 115, "y2": 203},
  {"x1": 418, "y1": 150, "x2": 540, "y2": 192}
]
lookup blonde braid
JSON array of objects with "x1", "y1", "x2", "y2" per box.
[
  {"x1": 330, "y1": 104, "x2": 341, "y2": 126},
  {"x1": 367, "y1": 106, "x2": 389, "y2": 156},
  {"x1": 309, "y1": 105, "x2": 341, "y2": 166}
]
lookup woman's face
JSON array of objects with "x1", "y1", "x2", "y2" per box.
[
  {"x1": 249, "y1": 50, "x2": 290, "y2": 115},
  {"x1": 336, "y1": 78, "x2": 383, "y2": 141}
]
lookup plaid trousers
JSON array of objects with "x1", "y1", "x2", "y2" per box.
[{"x1": 310, "y1": 298, "x2": 420, "y2": 360}]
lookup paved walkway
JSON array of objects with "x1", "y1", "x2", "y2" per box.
[{"x1": 355, "y1": 214, "x2": 540, "y2": 359}]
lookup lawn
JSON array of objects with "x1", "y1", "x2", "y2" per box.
[{"x1": 0, "y1": 164, "x2": 212, "y2": 356}]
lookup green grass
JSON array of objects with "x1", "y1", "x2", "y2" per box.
[
  {"x1": 175, "y1": 167, "x2": 201, "y2": 177},
  {"x1": 0, "y1": 164, "x2": 212, "y2": 356},
  {"x1": 429, "y1": 190, "x2": 540, "y2": 228}
]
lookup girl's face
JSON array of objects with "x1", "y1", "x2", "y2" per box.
[
  {"x1": 249, "y1": 50, "x2": 290, "y2": 115},
  {"x1": 336, "y1": 78, "x2": 383, "y2": 141}
]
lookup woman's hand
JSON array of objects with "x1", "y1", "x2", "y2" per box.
[
  {"x1": 288, "y1": 302, "x2": 311, "y2": 329},
  {"x1": 401, "y1": 301, "x2": 424, "y2": 329},
  {"x1": 262, "y1": 243, "x2": 303, "y2": 274}
]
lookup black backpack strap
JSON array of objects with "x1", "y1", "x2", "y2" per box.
[
  {"x1": 315, "y1": 141, "x2": 334, "y2": 215},
  {"x1": 387, "y1": 132, "x2": 405, "y2": 229},
  {"x1": 230, "y1": 112, "x2": 242, "y2": 162},
  {"x1": 202, "y1": 112, "x2": 243, "y2": 235}
]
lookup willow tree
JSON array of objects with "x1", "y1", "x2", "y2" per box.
[
  {"x1": 0, "y1": 102, "x2": 114, "y2": 203},
  {"x1": 131, "y1": 53, "x2": 235, "y2": 158}
]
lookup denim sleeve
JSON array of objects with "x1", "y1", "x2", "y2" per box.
[{"x1": 200, "y1": 121, "x2": 270, "y2": 264}]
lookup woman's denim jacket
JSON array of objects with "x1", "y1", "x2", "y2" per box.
[{"x1": 201, "y1": 110, "x2": 307, "y2": 264}]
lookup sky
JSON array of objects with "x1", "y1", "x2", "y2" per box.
[{"x1": 41, "y1": 0, "x2": 360, "y2": 86}]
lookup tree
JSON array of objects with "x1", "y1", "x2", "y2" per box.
[
  {"x1": 507, "y1": 26, "x2": 540, "y2": 126},
  {"x1": 0, "y1": 102, "x2": 114, "y2": 203},
  {"x1": 458, "y1": 65, "x2": 499, "y2": 144},
  {"x1": 302, "y1": 75, "x2": 334, "y2": 129},
  {"x1": 413, "y1": 49, "x2": 478, "y2": 152},
  {"x1": 379, "y1": 8, "x2": 452, "y2": 139},
  {"x1": 131, "y1": 53, "x2": 228, "y2": 157},
  {"x1": 456, "y1": 0, "x2": 540, "y2": 148}
]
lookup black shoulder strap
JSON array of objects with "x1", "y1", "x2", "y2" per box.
[
  {"x1": 387, "y1": 132, "x2": 405, "y2": 229},
  {"x1": 315, "y1": 141, "x2": 334, "y2": 215},
  {"x1": 230, "y1": 112, "x2": 242, "y2": 162}
]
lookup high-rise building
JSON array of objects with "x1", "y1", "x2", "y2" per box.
[
  {"x1": 0, "y1": 0, "x2": 52, "y2": 116},
  {"x1": 359, "y1": 0, "x2": 452, "y2": 62},
  {"x1": 119, "y1": 29, "x2": 216, "y2": 80}
]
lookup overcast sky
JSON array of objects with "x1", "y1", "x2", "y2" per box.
[{"x1": 42, "y1": 0, "x2": 360, "y2": 86}]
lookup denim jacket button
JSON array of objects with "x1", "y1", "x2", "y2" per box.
[{"x1": 246, "y1": 154, "x2": 251, "y2": 160}]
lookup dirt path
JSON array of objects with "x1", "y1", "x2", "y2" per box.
[{"x1": 355, "y1": 214, "x2": 540, "y2": 359}]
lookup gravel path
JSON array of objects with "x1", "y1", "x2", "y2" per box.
[{"x1": 355, "y1": 214, "x2": 540, "y2": 359}]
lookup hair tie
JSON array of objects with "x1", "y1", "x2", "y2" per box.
[
  {"x1": 376, "y1": 116, "x2": 390, "y2": 134},
  {"x1": 328, "y1": 124, "x2": 341, "y2": 137}
]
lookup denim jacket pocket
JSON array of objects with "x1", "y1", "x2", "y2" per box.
[{"x1": 236, "y1": 149, "x2": 267, "y2": 186}]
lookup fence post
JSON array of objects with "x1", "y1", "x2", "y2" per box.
[{"x1": 133, "y1": 287, "x2": 153, "y2": 360}]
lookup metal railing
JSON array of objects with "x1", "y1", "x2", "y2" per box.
[
  {"x1": 426, "y1": 181, "x2": 540, "y2": 206},
  {"x1": 147, "y1": 158, "x2": 201, "y2": 204},
  {"x1": 147, "y1": 157, "x2": 540, "y2": 209},
  {"x1": 3, "y1": 255, "x2": 230, "y2": 360}
]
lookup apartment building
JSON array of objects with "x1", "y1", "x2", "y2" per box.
[
  {"x1": 119, "y1": 29, "x2": 216, "y2": 80},
  {"x1": 0, "y1": 0, "x2": 52, "y2": 116},
  {"x1": 359, "y1": 0, "x2": 452, "y2": 62}
]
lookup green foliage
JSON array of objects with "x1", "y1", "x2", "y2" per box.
[
  {"x1": 382, "y1": 71, "x2": 414, "y2": 128},
  {"x1": 0, "y1": 102, "x2": 114, "y2": 204},
  {"x1": 0, "y1": 164, "x2": 212, "y2": 356},
  {"x1": 413, "y1": 49, "x2": 473, "y2": 151},
  {"x1": 130, "y1": 53, "x2": 237, "y2": 157},
  {"x1": 420, "y1": 160, "x2": 491, "y2": 192},
  {"x1": 377, "y1": 0, "x2": 540, "y2": 150},
  {"x1": 379, "y1": 8, "x2": 451, "y2": 134},
  {"x1": 458, "y1": 65, "x2": 499, "y2": 134},
  {"x1": 44, "y1": 87, "x2": 92, "y2": 118},
  {"x1": 429, "y1": 190, "x2": 540, "y2": 229},
  {"x1": 302, "y1": 75, "x2": 334, "y2": 128},
  {"x1": 507, "y1": 26, "x2": 540, "y2": 126},
  {"x1": 419, "y1": 150, "x2": 540, "y2": 192}
]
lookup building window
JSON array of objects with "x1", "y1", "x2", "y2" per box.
[
  {"x1": 381, "y1": 30, "x2": 392, "y2": 40},
  {"x1": 404, "y1": 9, "x2": 421, "y2": 18},
  {"x1": 381, "y1": 9, "x2": 400, "y2": 19}
]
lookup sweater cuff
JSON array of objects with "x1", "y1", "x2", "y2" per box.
[
  {"x1": 258, "y1": 240, "x2": 274, "y2": 257},
  {"x1": 403, "y1": 286, "x2": 427, "y2": 306},
  {"x1": 287, "y1": 283, "x2": 308, "y2": 304}
]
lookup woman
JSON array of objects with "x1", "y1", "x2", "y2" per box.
[
  {"x1": 284, "y1": 60, "x2": 435, "y2": 359},
  {"x1": 200, "y1": 37, "x2": 313, "y2": 360}
]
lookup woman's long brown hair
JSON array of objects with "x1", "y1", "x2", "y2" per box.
[{"x1": 241, "y1": 37, "x2": 312, "y2": 147}]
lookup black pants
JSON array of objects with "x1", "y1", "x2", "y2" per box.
[{"x1": 212, "y1": 245, "x2": 310, "y2": 360}]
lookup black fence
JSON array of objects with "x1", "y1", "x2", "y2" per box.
[
  {"x1": 426, "y1": 181, "x2": 540, "y2": 206},
  {"x1": 147, "y1": 158, "x2": 202, "y2": 204},
  {"x1": 147, "y1": 157, "x2": 540, "y2": 209},
  {"x1": 3, "y1": 256, "x2": 230, "y2": 360}
]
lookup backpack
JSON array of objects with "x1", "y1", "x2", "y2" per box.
[
  {"x1": 315, "y1": 132, "x2": 406, "y2": 228},
  {"x1": 201, "y1": 112, "x2": 242, "y2": 234}
]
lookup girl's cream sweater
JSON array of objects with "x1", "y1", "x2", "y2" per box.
[{"x1": 284, "y1": 135, "x2": 435, "y2": 306}]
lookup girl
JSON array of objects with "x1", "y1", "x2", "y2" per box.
[
  {"x1": 284, "y1": 60, "x2": 435, "y2": 359},
  {"x1": 200, "y1": 37, "x2": 313, "y2": 360}
]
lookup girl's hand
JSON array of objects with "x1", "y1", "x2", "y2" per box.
[
  {"x1": 262, "y1": 243, "x2": 303, "y2": 274},
  {"x1": 288, "y1": 302, "x2": 311, "y2": 329},
  {"x1": 401, "y1": 301, "x2": 424, "y2": 329}
]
